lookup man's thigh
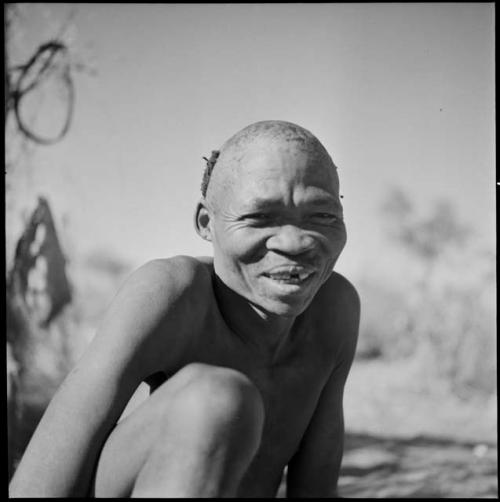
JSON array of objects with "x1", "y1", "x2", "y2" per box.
[{"x1": 90, "y1": 366, "x2": 200, "y2": 497}]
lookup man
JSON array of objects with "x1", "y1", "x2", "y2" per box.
[{"x1": 9, "y1": 120, "x2": 360, "y2": 498}]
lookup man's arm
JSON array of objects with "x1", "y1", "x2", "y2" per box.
[
  {"x1": 9, "y1": 257, "x2": 205, "y2": 497},
  {"x1": 286, "y1": 276, "x2": 360, "y2": 498}
]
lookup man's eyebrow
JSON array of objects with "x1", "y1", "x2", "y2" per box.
[
  {"x1": 305, "y1": 195, "x2": 340, "y2": 207},
  {"x1": 240, "y1": 195, "x2": 340, "y2": 211}
]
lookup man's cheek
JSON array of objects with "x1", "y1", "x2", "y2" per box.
[
  {"x1": 225, "y1": 233, "x2": 264, "y2": 263},
  {"x1": 213, "y1": 237, "x2": 253, "y2": 272},
  {"x1": 335, "y1": 235, "x2": 347, "y2": 258},
  {"x1": 330, "y1": 225, "x2": 347, "y2": 256}
]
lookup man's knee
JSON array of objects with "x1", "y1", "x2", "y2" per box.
[
  {"x1": 129, "y1": 365, "x2": 264, "y2": 497},
  {"x1": 159, "y1": 363, "x2": 265, "y2": 452}
]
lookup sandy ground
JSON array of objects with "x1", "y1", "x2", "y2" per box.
[
  {"x1": 343, "y1": 358, "x2": 496, "y2": 444},
  {"x1": 279, "y1": 358, "x2": 497, "y2": 498}
]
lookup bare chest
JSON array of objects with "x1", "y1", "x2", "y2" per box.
[
  {"x1": 240, "y1": 360, "x2": 328, "y2": 494},
  {"x1": 192, "y1": 329, "x2": 331, "y2": 495}
]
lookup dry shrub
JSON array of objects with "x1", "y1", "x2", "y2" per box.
[
  {"x1": 413, "y1": 251, "x2": 496, "y2": 400},
  {"x1": 365, "y1": 188, "x2": 496, "y2": 402},
  {"x1": 356, "y1": 247, "x2": 496, "y2": 402},
  {"x1": 356, "y1": 280, "x2": 416, "y2": 360}
]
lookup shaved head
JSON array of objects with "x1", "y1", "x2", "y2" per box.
[{"x1": 201, "y1": 120, "x2": 339, "y2": 205}]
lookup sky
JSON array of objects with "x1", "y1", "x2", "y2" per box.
[{"x1": 6, "y1": 3, "x2": 496, "y2": 286}]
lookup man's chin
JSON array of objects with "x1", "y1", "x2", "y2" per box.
[
  {"x1": 251, "y1": 293, "x2": 314, "y2": 318},
  {"x1": 256, "y1": 275, "x2": 320, "y2": 315}
]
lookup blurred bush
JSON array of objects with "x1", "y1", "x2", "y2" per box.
[
  {"x1": 7, "y1": 209, "x2": 133, "y2": 479},
  {"x1": 355, "y1": 188, "x2": 496, "y2": 402}
]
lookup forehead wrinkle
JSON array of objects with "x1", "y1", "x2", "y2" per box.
[{"x1": 220, "y1": 171, "x2": 342, "y2": 215}]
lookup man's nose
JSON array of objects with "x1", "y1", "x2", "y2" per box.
[{"x1": 266, "y1": 225, "x2": 316, "y2": 255}]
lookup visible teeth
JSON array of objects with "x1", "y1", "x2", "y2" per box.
[
  {"x1": 267, "y1": 271, "x2": 312, "y2": 282},
  {"x1": 269, "y1": 273, "x2": 293, "y2": 279}
]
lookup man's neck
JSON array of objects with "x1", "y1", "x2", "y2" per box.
[{"x1": 212, "y1": 273, "x2": 297, "y2": 364}]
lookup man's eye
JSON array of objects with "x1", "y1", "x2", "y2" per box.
[
  {"x1": 312, "y1": 213, "x2": 337, "y2": 221},
  {"x1": 247, "y1": 213, "x2": 270, "y2": 220}
]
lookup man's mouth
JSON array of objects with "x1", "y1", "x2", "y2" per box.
[{"x1": 262, "y1": 266, "x2": 315, "y2": 284}]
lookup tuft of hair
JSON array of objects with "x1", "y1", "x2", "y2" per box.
[{"x1": 201, "y1": 150, "x2": 220, "y2": 197}]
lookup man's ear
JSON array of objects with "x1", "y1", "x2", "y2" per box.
[{"x1": 194, "y1": 199, "x2": 213, "y2": 242}]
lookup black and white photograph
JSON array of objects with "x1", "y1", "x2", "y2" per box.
[{"x1": 6, "y1": 3, "x2": 496, "y2": 498}]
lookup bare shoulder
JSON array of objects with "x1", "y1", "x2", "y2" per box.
[
  {"x1": 128, "y1": 255, "x2": 213, "y2": 298},
  {"x1": 318, "y1": 271, "x2": 361, "y2": 313},
  {"x1": 94, "y1": 255, "x2": 214, "y2": 372},
  {"x1": 113, "y1": 254, "x2": 214, "y2": 332},
  {"x1": 309, "y1": 271, "x2": 360, "y2": 359}
]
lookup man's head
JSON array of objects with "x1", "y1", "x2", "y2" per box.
[{"x1": 195, "y1": 120, "x2": 346, "y2": 317}]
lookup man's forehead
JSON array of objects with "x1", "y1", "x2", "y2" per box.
[
  {"x1": 237, "y1": 190, "x2": 341, "y2": 209},
  {"x1": 220, "y1": 135, "x2": 335, "y2": 181},
  {"x1": 228, "y1": 153, "x2": 342, "y2": 209},
  {"x1": 232, "y1": 139, "x2": 337, "y2": 182},
  {"x1": 226, "y1": 178, "x2": 344, "y2": 217}
]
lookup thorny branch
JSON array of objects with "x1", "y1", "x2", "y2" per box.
[
  {"x1": 4, "y1": 4, "x2": 90, "y2": 146},
  {"x1": 7, "y1": 41, "x2": 75, "y2": 145}
]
